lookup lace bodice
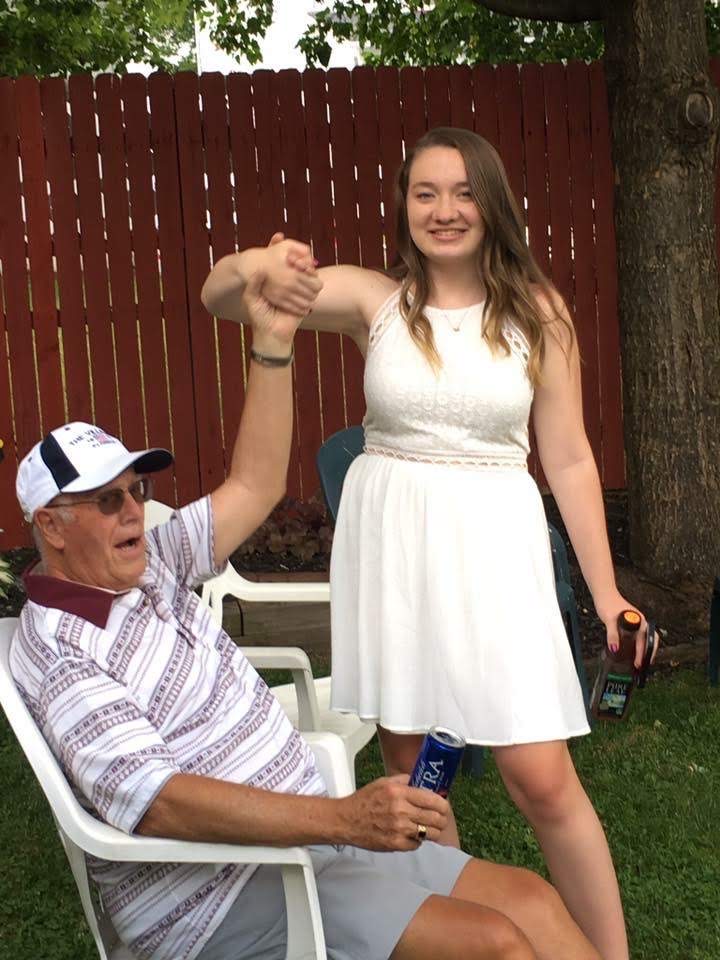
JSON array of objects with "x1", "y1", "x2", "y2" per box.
[{"x1": 363, "y1": 290, "x2": 533, "y2": 467}]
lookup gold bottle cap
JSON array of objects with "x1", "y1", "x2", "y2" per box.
[{"x1": 619, "y1": 610, "x2": 641, "y2": 632}]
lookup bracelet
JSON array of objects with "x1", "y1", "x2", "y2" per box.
[{"x1": 250, "y1": 345, "x2": 294, "y2": 368}]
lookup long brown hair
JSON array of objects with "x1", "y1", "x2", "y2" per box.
[{"x1": 390, "y1": 127, "x2": 573, "y2": 383}]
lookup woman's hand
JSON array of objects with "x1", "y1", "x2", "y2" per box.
[
  {"x1": 243, "y1": 268, "x2": 307, "y2": 355},
  {"x1": 261, "y1": 232, "x2": 321, "y2": 315},
  {"x1": 594, "y1": 590, "x2": 659, "y2": 669}
]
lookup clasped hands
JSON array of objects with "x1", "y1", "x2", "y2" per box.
[{"x1": 242, "y1": 233, "x2": 321, "y2": 353}]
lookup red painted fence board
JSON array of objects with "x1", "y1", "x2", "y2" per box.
[
  {"x1": 41, "y1": 77, "x2": 92, "y2": 425},
  {"x1": 543, "y1": 65, "x2": 575, "y2": 313},
  {"x1": 472, "y1": 65, "x2": 500, "y2": 150},
  {"x1": 174, "y1": 72, "x2": 224, "y2": 494},
  {"x1": 0, "y1": 63, "x2": 637, "y2": 547},
  {"x1": 0, "y1": 78, "x2": 40, "y2": 458},
  {"x1": 122, "y1": 74, "x2": 175, "y2": 506},
  {"x1": 68, "y1": 75, "x2": 119, "y2": 437},
  {"x1": 148, "y1": 71, "x2": 200, "y2": 507},
  {"x1": 304, "y1": 70, "x2": 346, "y2": 443},
  {"x1": 449, "y1": 66, "x2": 474, "y2": 133},
  {"x1": 277, "y1": 69, "x2": 322, "y2": 499},
  {"x1": 327, "y1": 68, "x2": 365, "y2": 428},
  {"x1": 201, "y1": 71, "x2": 245, "y2": 475},
  {"x1": 376, "y1": 67, "x2": 404, "y2": 267},
  {"x1": 96, "y1": 75, "x2": 146, "y2": 452},
  {"x1": 567, "y1": 62, "x2": 602, "y2": 470},
  {"x1": 589, "y1": 62, "x2": 624, "y2": 489},
  {"x1": 16, "y1": 77, "x2": 65, "y2": 433}
]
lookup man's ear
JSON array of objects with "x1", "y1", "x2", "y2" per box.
[{"x1": 33, "y1": 508, "x2": 67, "y2": 551}]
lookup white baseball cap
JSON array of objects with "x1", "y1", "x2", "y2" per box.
[{"x1": 16, "y1": 421, "x2": 173, "y2": 521}]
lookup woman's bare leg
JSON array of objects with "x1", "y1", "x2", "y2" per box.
[
  {"x1": 392, "y1": 856, "x2": 602, "y2": 960},
  {"x1": 493, "y1": 740, "x2": 628, "y2": 960},
  {"x1": 392, "y1": 895, "x2": 537, "y2": 960},
  {"x1": 377, "y1": 724, "x2": 460, "y2": 846},
  {"x1": 450, "y1": 859, "x2": 602, "y2": 960}
]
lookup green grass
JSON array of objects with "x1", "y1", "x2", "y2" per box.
[{"x1": 1, "y1": 663, "x2": 718, "y2": 959}]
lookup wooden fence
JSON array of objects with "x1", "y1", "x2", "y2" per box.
[{"x1": 0, "y1": 62, "x2": 624, "y2": 549}]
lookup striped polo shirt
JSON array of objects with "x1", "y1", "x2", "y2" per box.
[{"x1": 10, "y1": 496, "x2": 326, "y2": 960}]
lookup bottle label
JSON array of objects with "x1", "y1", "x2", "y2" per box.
[
  {"x1": 410, "y1": 758, "x2": 450, "y2": 796},
  {"x1": 598, "y1": 672, "x2": 633, "y2": 719}
]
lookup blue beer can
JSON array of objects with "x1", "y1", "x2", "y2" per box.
[{"x1": 408, "y1": 726, "x2": 466, "y2": 797}]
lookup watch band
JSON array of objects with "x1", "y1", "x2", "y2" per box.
[{"x1": 250, "y1": 346, "x2": 294, "y2": 368}]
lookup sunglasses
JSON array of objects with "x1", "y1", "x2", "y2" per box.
[{"x1": 47, "y1": 476, "x2": 154, "y2": 516}]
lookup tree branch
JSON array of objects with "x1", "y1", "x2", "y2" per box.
[{"x1": 473, "y1": 0, "x2": 605, "y2": 22}]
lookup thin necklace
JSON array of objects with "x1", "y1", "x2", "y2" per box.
[{"x1": 441, "y1": 305, "x2": 473, "y2": 332}]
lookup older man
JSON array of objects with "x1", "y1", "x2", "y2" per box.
[{"x1": 10, "y1": 253, "x2": 598, "y2": 960}]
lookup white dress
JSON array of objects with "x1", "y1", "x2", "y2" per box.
[{"x1": 330, "y1": 290, "x2": 590, "y2": 745}]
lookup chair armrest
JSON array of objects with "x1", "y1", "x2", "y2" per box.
[
  {"x1": 242, "y1": 646, "x2": 323, "y2": 731},
  {"x1": 60, "y1": 812, "x2": 327, "y2": 960},
  {"x1": 202, "y1": 564, "x2": 330, "y2": 611},
  {"x1": 304, "y1": 731, "x2": 355, "y2": 798},
  {"x1": 232, "y1": 581, "x2": 330, "y2": 603},
  {"x1": 241, "y1": 646, "x2": 314, "y2": 671},
  {"x1": 69, "y1": 739, "x2": 353, "y2": 855},
  {"x1": 58, "y1": 804, "x2": 313, "y2": 865}
]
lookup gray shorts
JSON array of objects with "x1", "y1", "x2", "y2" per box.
[{"x1": 198, "y1": 842, "x2": 471, "y2": 960}]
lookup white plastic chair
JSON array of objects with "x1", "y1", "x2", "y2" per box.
[
  {"x1": 144, "y1": 500, "x2": 331, "y2": 610},
  {"x1": 144, "y1": 501, "x2": 376, "y2": 783},
  {"x1": 0, "y1": 617, "x2": 353, "y2": 960}
]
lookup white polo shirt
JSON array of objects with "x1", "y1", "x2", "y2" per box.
[{"x1": 11, "y1": 496, "x2": 326, "y2": 960}]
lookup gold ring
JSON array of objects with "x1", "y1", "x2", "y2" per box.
[{"x1": 416, "y1": 823, "x2": 427, "y2": 842}]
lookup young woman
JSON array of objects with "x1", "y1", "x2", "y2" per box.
[{"x1": 202, "y1": 127, "x2": 654, "y2": 960}]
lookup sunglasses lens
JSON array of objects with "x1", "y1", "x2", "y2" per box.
[
  {"x1": 97, "y1": 489, "x2": 125, "y2": 515},
  {"x1": 89, "y1": 477, "x2": 154, "y2": 514}
]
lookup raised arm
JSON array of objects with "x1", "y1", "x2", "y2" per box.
[
  {"x1": 208, "y1": 269, "x2": 306, "y2": 564},
  {"x1": 202, "y1": 234, "x2": 398, "y2": 351},
  {"x1": 531, "y1": 293, "x2": 654, "y2": 666},
  {"x1": 201, "y1": 234, "x2": 321, "y2": 325}
]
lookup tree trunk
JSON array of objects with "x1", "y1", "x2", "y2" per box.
[{"x1": 603, "y1": 0, "x2": 720, "y2": 584}]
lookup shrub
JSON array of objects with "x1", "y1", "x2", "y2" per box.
[
  {"x1": 235, "y1": 495, "x2": 333, "y2": 564},
  {"x1": 0, "y1": 556, "x2": 12, "y2": 599}
]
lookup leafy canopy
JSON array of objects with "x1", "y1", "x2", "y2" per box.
[
  {"x1": 1, "y1": 0, "x2": 720, "y2": 77},
  {"x1": 208, "y1": 0, "x2": 720, "y2": 69},
  {"x1": 298, "y1": 1, "x2": 603, "y2": 67},
  {"x1": 0, "y1": 0, "x2": 198, "y2": 76}
]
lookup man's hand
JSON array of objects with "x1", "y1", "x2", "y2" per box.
[
  {"x1": 336, "y1": 775, "x2": 449, "y2": 851},
  {"x1": 243, "y1": 268, "x2": 306, "y2": 355},
  {"x1": 260, "y1": 232, "x2": 321, "y2": 316}
]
